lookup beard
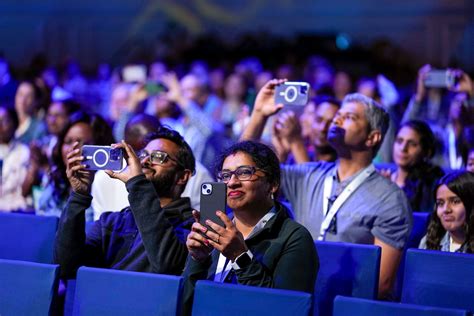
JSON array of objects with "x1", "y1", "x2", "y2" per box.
[{"x1": 151, "y1": 168, "x2": 178, "y2": 197}]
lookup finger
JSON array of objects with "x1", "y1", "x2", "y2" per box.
[
  {"x1": 188, "y1": 231, "x2": 211, "y2": 247},
  {"x1": 192, "y1": 210, "x2": 201, "y2": 223},
  {"x1": 66, "y1": 148, "x2": 81, "y2": 160},
  {"x1": 215, "y1": 210, "x2": 234, "y2": 229},
  {"x1": 191, "y1": 222, "x2": 209, "y2": 234}
]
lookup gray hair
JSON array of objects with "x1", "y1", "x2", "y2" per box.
[{"x1": 342, "y1": 93, "x2": 390, "y2": 155}]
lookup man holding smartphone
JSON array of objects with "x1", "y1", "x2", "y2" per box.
[
  {"x1": 242, "y1": 80, "x2": 412, "y2": 300},
  {"x1": 54, "y1": 127, "x2": 196, "y2": 278}
]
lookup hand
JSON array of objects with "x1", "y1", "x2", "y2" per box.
[
  {"x1": 450, "y1": 70, "x2": 473, "y2": 97},
  {"x1": 186, "y1": 210, "x2": 214, "y2": 262},
  {"x1": 127, "y1": 84, "x2": 148, "y2": 112},
  {"x1": 202, "y1": 211, "x2": 248, "y2": 261},
  {"x1": 274, "y1": 110, "x2": 303, "y2": 143},
  {"x1": 271, "y1": 120, "x2": 290, "y2": 162},
  {"x1": 105, "y1": 140, "x2": 143, "y2": 183},
  {"x1": 415, "y1": 64, "x2": 431, "y2": 103},
  {"x1": 253, "y1": 79, "x2": 287, "y2": 118},
  {"x1": 379, "y1": 168, "x2": 393, "y2": 180},
  {"x1": 162, "y1": 72, "x2": 186, "y2": 106},
  {"x1": 66, "y1": 142, "x2": 94, "y2": 195}
]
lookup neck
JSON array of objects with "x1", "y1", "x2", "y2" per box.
[
  {"x1": 233, "y1": 200, "x2": 274, "y2": 238},
  {"x1": 159, "y1": 197, "x2": 173, "y2": 208},
  {"x1": 450, "y1": 230, "x2": 466, "y2": 245},
  {"x1": 394, "y1": 167, "x2": 409, "y2": 187},
  {"x1": 337, "y1": 154, "x2": 372, "y2": 181},
  {"x1": 314, "y1": 146, "x2": 336, "y2": 162}
]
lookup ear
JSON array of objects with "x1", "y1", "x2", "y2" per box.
[
  {"x1": 176, "y1": 169, "x2": 193, "y2": 186},
  {"x1": 365, "y1": 129, "x2": 382, "y2": 150}
]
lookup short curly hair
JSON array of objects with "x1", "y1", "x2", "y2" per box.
[{"x1": 214, "y1": 140, "x2": 280, "y2": 189}]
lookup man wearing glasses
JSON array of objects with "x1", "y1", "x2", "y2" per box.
[{"x1": 55, "y1": 127, "x2": 196, "y2": 279}]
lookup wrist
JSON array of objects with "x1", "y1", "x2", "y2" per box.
[{"x1": 231, "y1": 250, "x2": 253, "y2": 270}]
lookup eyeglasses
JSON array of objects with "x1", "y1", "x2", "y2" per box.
[
  {"x1": 137, "y1": 149, "x2": 183, "y2": 168},
  {"x1": 217, "y1": 165, "x2": 265, "y2": 183}
]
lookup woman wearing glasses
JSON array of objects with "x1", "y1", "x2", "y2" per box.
[{"x1": 182, "y1": 141, "x2": 319, "y2": 314}]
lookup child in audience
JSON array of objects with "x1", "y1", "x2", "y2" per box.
[{"x1": 419, "y1": 171, "x2": 474, "y2": 253}]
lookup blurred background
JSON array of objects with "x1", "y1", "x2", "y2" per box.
[{"x1": 0, "y1": 0, "x2": 473, "y2": 83}]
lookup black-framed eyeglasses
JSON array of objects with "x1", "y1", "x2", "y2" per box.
[
  {"x1": 217, "y1": 165, "x2": 265, "y2": 183},
  {"x1": 137, "y1": 149, "x2": 183, "y2": 168}
]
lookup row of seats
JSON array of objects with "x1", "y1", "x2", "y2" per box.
[
  {"x1": 2, "y1": 212, "x2": 472, "y2": 315},
  {"x1": 1, "y1": 250, "x2": 473, "y2": 316}
]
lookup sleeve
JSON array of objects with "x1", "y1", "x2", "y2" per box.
[
  {"x1": 126, "y1": 174, "x2": 192, "y2": 275},
  {"x1": 54, "y1": 191, "x2": 105, "y2": 278},
  {"x1": 371, "y1": 187, "x2": 413, "y2": 250},
  {"x1": 183, "y1": 100, "x2": 224, "y2": 138},
  {"x1": 235, "y1": 226, "x2": 319, "y2": 294},
  {"x1": 181, "y1": 254, "x2": 213, "y2": 316},
  {"x1": 418, "y1": 235, "x2": 428, "y2": 249},
  {"x1": 401, "y1": 96, "x2": 422, "y2": 123}
]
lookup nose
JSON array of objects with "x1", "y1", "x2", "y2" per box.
[
  {"x1": 226, "y1": 173, "x2": 241, "y2": 187},
  {"x1": 332, "y1": 115, "x2": 342, "y2": 127}
]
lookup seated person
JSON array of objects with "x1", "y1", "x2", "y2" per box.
[
  {"x1": 0, "y1": 105, "x2": 31, "y2": 211},
  {"x1": 242, "y1": 80, "x2": 412, "y2": 299},
  {"x1": 37, "y1": 111, "x2": 114, "y2": 218},
  {"x1": 419, "y1": 171, "x2": 474, "y2": 253},
  {"x1": 54, "y1": 126, "x2": 196, "y2": 278},
  {"x1": 467, "y1": 147, "x2": 474, "y2": 173},
  {"x1": 382, "y1": 120, "x2": 444, "y2": 212},
  {"x1": 182, "y1": 141, "x2": 319, "y2": 315}
]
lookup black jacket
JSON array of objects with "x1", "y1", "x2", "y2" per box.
[
  {"x1": 54, "y1": 174, "x2": 193, "y2": 279},
  {"x1": 181, "y1": 202, "x2": 319, "y2": 315}
]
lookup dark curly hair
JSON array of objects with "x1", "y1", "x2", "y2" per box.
[
  {"x1": 50, "y1": 111, "x2": 114, "y2": 201},
  {"x1": 425, "y1": 171, "x2": 474, "y2": 253},
  {"x1": 214, "y1": 140, "x2": 281, "y2": 191},
  {"x1": 144, "y1": 126, "x2": 196, "y2": 175}
]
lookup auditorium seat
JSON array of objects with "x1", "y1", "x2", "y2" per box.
[
  {"x1": 0, "y1": 259, "x2": 60, "y2": 315},
  {"x1": 72, "y1": 267, "x2": 183, "y2": 315},
  {"x1": 314, "y1": 241, "x2": 381, "y2": 316},
  {"x1": 402, "y1": 249, "x2": 474, "y2": 313},
  {"x1": 192, "y1": 280, "x2": 312, "y2": 316},
  {"x1": 333, "y1": 295, "x2": 468, "y2": 316},
  {"x1": 0, "y1": 212, "x2": 58, "y2": 263}
]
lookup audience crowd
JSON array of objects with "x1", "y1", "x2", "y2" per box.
[{"x1": 1, "y1": 50, "x2": 474, "y2": 313}]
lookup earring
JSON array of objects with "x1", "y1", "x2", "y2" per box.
[{"x1": 271, "y1": 193, "x2": 274, "y2": 200}]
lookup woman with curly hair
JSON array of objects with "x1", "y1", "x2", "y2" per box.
[
  {"x1": 419, "y1": 171, "x2": 474, "y2": 253},
  {"x1": 37, "y1": 111, "x2": 114, "y2": 219}
]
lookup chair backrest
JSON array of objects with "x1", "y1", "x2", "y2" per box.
[
  {"x1": 0, "y1": 259, "x2": 59, "y2": 315},
  {"x1": 334, "y1": 295, "x2": 468, "y2": 316},
  {"x1": 0, "y1": 212, "x2": 58, "y2": 263},
  {"x1": 72, "y1": 267, "x2": 183, "y2": 316},
  {"x1": 402, "y1": 249, "x2": 474, "y2": 313},
  {"x1": 314, "y1": 241, "x2": 381, "y2": 316},
  {"x1": 407, "y1": 212, "x2": 430, "y2": 248},
  {"x1": 192, "y1": 280, "x2": 312, "y2": 316}
]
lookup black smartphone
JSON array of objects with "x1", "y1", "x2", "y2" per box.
[{"x1": 200, "y1": 182, "x2": 227, "y2": 231}]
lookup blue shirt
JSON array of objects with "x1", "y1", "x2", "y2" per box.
[{"x1": 281, "y1": 161, "x2": 412, "y2": 249}]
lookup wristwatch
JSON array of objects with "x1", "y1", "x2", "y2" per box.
[{"x1": 231, "y1": 250, "x2": 253, "y2": 270}]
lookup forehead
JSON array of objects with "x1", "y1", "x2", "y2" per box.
[
  {"x1": 397, "y1": 126, "x2": 420, "y2": 140},
  {"x1": 48, "y1": 102, "x2": 67, "y2": 113},
  {"x1": 339, "y1": 101, "x2": 366, "y2": 115},
  {"x1": 65, "y1": 122, "x2": 93, "y2": 140},
  {"x1": 222, "y1": 152, "x2": 255, "y2": 169},
  {"x1": 436, "y1": 184, "x2": 457, "y2": 198},
  {"x1": 145, "y1": 138, "x2": 179, "y2": 154},
  {"x1": 316, "y1": 102, "x2": 338, "y2": 117}
]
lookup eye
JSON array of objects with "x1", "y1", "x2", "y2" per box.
[
  {"x1": 237, "y1": 167, "x2": 253, "y2": 177},
  {"x1": 452, "y1": 197, "x2": 462, "y2": 205},
  {"x1": 436, "y1": 200, "x2": 444, "y2": 207}
]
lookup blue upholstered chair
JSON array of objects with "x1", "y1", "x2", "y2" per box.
[
  {"x1": 402, "y1": 249, "x2": 474, "y2": 313},
  {"x1": 0, "y1": 259, "x2": 60, "y2": 315},
  {"x1": 314, "y1": 241, "x2": 381, "y2": 316},
  {"x1": 0, "y1": 212, "x2": 58, "y2": 263},
  {"x1": 72, "y1": 267, "x2": 183, "y2": 316},
  {"x1": 333, "y1": 295, "x2": 469, "y2": 316},
  {"x1": 192, "y1": 280, "x2": 312, "y2": 316}
]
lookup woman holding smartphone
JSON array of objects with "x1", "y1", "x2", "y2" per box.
[{"x1": 182, "y1": 141, "x2": 319, "y2": 314}]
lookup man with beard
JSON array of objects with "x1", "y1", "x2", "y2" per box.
[
  {"x1": 242, "y1": 80, "x2": 412, "y2": 300},
  {"x1": 54, "y1": 126, "x2": 195, "y2": 278}
]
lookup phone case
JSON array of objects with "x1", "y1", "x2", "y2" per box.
[
  {"x1": 200, "y1": 182, "x2": 227, "y2": 230},
  {"x1": 82, "y1": 145, "x2": 124, "y2": 171}
]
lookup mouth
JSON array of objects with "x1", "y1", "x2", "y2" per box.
[
  {"x1": 228, "y1": 191, "x2": 244, "y2": 198},
  {"x1": 441, "y1": 216, "x2": 456, "y2": 222}
]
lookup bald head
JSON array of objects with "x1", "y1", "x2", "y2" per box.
[{"x1": 124, "y1": 114, "x2": 161, "y2": 150}]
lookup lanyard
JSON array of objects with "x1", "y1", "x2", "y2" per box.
[{"x1": 318, "y1": 164, "x2": 375, "y2": 241}]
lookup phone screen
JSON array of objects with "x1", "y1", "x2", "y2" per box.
[
  {"x1": 200, "y1": 182, "x2": 227, "y2": 230},
  {"x1": 122, "y1": 65, "x2": 147, "y2": 83}
]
